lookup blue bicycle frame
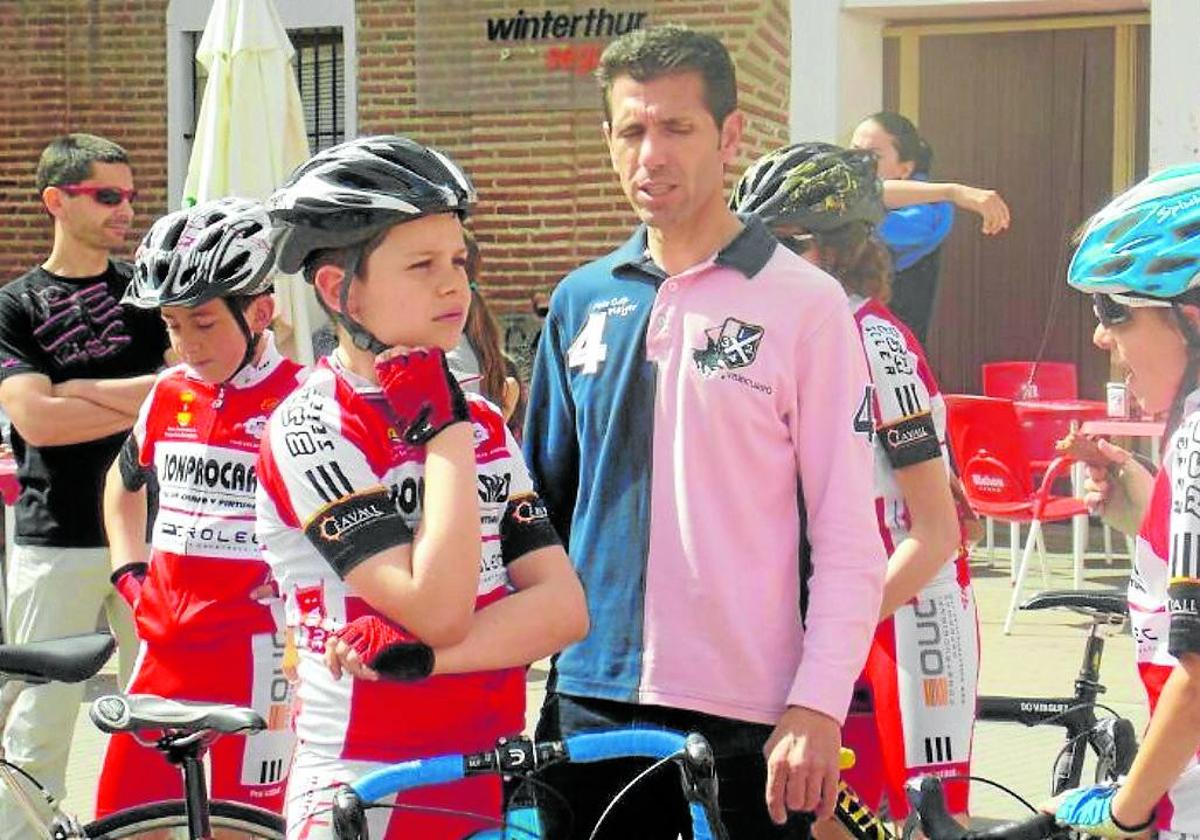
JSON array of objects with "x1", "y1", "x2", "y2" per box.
[{"x1": 331, "y1": 727, "x2": 728, "y2": 839}]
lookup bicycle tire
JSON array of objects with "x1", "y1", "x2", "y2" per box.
[{"x1": 80, "y1": 799, "x2": 284, "y2": 839}]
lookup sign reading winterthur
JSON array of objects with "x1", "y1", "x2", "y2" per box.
[
  {"x1": 416, "y1": 1, "x2": 650, "y2": 111},
  {"x1": 485, "y1": 7, "x2": 648, "y2": 41}
]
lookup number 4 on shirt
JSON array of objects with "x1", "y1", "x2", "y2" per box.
[
  {"x1": 568, "y1": 312, "x2": 608, "y2": 375},
  {"x1": 854, "y1": 385, "x2": 876, "y2": 444}
]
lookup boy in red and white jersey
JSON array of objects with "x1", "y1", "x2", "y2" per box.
[
  {"x1": 95, "y1": 198, "x2": 306, "y2": 816},
  {"x1": 256, "y1": 136, "x2": 587, "y2": 840}
]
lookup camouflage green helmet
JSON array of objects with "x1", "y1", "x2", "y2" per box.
[{"x1": 731, "y1": 142, "x2": 885, "y2": 233}]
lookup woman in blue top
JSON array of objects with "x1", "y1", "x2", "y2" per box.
[{"x1": 852, "y1": 111, "x2": 1010, "y2": 343}]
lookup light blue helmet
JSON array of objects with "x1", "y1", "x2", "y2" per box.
[{"x1": 1068, "y1": 163, "x2": 1200, "y2": 299}]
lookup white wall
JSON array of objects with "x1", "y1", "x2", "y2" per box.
[
  {"x1": 789, "y1": 1, "x2": 883, "y2": 144},
  {"x1": 792, "y1": 0, "x2": 1192, "y2": 170},
  {"x1": 1148, "y1": 0, "x2": 1200, "y2": 167},
  {"x1": 165, "y1": 0, "x2": 358, "y2": 210}
]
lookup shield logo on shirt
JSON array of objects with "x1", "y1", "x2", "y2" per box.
[
  {"x1": 693, "y1": 318, "x2": 766, "y2": 375},
  {"x1": 715, "y1": 318, "x2": 764, "y2": 369}
]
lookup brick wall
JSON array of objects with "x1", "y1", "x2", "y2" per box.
[
  {"x1": 0, "y1": 1, "x2": 790, "y2": 312},
  {"x1": 0, "y1": 0, "x2": 169, "y2": 283},
  {"x1": 358, "y1": 0, "x2": 791, "y2": 312}
]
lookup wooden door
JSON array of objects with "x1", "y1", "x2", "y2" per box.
[{"x1": 882, "y1": 19, "x2": 1149, "y2": 399}]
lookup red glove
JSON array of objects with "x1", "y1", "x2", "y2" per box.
[
  {"x1": 110, "y1": 562, "x2": 148, "y2": 610},
  {"x1": 374, "y1": 349, "x2": 469, "y2": 445},
  {"x1": 332, "y1": 616, "x2": 435, "y2": 681}
]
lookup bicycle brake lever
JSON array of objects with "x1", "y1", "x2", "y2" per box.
[
  {"x1": 675, "y1": 732, "x2": 721, "y2": 808},
  {"x1": 677, "y1": 733, "x2": 731, "y2": 840},
  {"x1": 331, "y1": 785, "x2": 368, "y2": 840},
  {"x1": 907, "y1": 776, "x2": 968, "y2": 840}
]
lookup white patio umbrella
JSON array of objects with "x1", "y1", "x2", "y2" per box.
[{"x1": 183, "y1": 0, "x2": 316, "y2": 362}]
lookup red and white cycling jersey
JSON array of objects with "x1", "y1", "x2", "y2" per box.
[
  {"x1": 256, "y1": 354, "x2": 555, "y2": 763},
  {"x1": 853, "y1": 296, "x2": 969, "y2": 589},
  {"x1": 844, "y1": 296, "x2": 978, "y2": 817},
  {"x1": 131, "y1": 332, "x2": 306, "y2": 643},
  {"x1": 1132, "y1": 393, "x2": 1200, "y2": 834}
]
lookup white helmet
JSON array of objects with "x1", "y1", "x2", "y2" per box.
[{"x1": 124, "y1": 197, "x2": 275, "y2": 309}]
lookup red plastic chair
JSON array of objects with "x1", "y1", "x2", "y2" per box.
[
  {"x1": 943, "y1": 395, "x2": 1088, "y2": 634},
  {"x1": 981, "y1": 361, "x2": 1078, "y2": 402}
]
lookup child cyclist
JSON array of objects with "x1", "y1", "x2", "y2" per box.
[
  {"x1": 95, "y1": 197, "x2": 305, "y2": 816},
  {"x1": 732, "y1": 143, "x2": 977, "y2": 826},
  {"x1": 255, "y1": 136, "x2": 588, "y2": 839},
  {"x1": 1049, "y1": 164, "x2": 1200, "y2": 839}
]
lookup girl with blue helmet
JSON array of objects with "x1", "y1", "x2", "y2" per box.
[{"x1": 1053, "y1": 163, "x2": 1200, "y2": 839}]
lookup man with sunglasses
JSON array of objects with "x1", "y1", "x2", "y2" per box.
[{"x1": 0, "y1": 133, "x2": 167, "y2": 836}]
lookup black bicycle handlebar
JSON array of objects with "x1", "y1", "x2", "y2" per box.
[{"x1": 906, "y1": 776, "x2": 1065, "y2": 840}]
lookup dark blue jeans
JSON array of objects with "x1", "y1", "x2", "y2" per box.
[{"x1": 534, "y1": 692, "x2": 814, "y2": 840}]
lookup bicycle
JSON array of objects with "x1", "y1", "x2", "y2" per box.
[
  {"x1": 0, "y1": 631, "x2": 284, "y2": 839},
  {"x1": 327, "y1": 728, "x2": 730, "y2": 840},
  {"x1": 976, "y1": 588, "x2": 1137, "y2": 795},
  {"x1": 831, "y1": 589, "x2": 1139, "y2": 840}
]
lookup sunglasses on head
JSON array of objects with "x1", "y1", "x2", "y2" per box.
[
  {"x1": 58, "y1": 184, "x2": 137, "y2": 206},
  {"x1": 1091, "y1": 292, "x2": 1172, "y2": 328}
]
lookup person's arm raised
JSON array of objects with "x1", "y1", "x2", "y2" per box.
[{"x1": 882, "y1": 179, "x2": 1011, "y2": 235}]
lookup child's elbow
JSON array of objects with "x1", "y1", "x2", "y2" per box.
[
  {"x1": 561, "y1": 578, "x2": 590, "y2": 643},
  {"x1": 420, "y1": 611, "x2": 473, "y2": 649}
]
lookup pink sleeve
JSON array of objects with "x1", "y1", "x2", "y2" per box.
[{"x1": 785, "y1": 296, "x2": 887, "y2": 723}]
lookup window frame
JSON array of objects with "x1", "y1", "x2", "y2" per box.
[{"x1": 165, "y1": 0, "x2": 357, "y2": 209}]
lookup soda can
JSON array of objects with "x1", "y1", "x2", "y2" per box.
[{"x1": 1106, "y1": 382, "x2": 1130, "y2": 418}]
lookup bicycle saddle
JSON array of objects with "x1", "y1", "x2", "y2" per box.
[
  {"x1": 0, "y1": 632, "x2": 115, "y2": 684},
  {"x1": 89, "y1": 694, "x2": 267, "y2": 735},
  {"x1": 1021, "y1": 589, "x2": 1128, "y2": 619}
]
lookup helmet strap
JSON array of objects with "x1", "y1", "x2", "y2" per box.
[
  {"x1": 335, "y1": 247, "x2": 389, "y2": 356},
  {"x1": 220, "y1": 297, "x2": 262, "y2": 387}
]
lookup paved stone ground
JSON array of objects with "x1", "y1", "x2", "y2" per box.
[{"x1": 53, "y1": 520, "x2": 1145, "y2": 827}]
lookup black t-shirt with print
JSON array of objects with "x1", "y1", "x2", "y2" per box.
[{"x1": 0, "y1": 262, "x2": 169, "y2": 547}]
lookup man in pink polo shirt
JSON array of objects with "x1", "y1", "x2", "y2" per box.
[{"x1": 524, "y1": 24, "x2": 886, "y2": 839}]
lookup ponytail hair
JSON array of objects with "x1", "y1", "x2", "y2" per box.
[
  {"x1": 865, "y1": 111, "x2": 933, "y2": 176},
  {"x1": 461, "y1": 231, "x2": 510, "y2": 409},
  {"x1": 810, "y1": 221, "x2": 894, "y2": 304}
]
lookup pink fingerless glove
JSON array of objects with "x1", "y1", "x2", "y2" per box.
[
  {"x1": 374, "y1": 349, "x2": 469, "y2": 445},
  {"x1": 332, "y1": 616, "x2": 435, "y2": 681}
]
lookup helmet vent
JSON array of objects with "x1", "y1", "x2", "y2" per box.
[
  {"x1": 1104, "y1": 214, "x2": 1140, "y2": 244},
  {"x1": 1176, "y1": 220, "x2": 1200, "y2": 242},
  {"x1": 217, "y1": 250, "x2": 251, "y2": 282},
  {"x1": 1095, "y1": 255, "x2": 1134, "y2": 276},
  {"x1": 198, "y1": 226, "x2": 224, "y2": 251},
  {"x1": 1147, "y1": 256, "x2": 1198, "y2": 275},
  {"x1": 161, "y1": 216, "x2": 188, "y2": 251}
]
